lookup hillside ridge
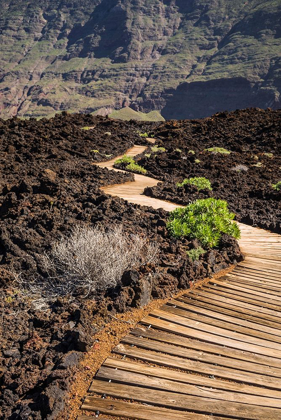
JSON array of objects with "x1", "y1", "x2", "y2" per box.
[{"x1": 0, "y1": 0, "x2": 280, "y2": 119}]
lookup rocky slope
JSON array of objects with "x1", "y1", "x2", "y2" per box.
[{"x1": 0, "y1": 0, "x2": 280, "y2": 119}]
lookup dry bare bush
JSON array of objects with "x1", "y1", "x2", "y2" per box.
[
  {"x1": 231, "y1": 164, "x2": 248, "y2": 172},
  {"x1": 39, "y1": 225, "x2": 159, "y2": 299}
]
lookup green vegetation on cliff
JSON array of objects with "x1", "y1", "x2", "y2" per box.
[{"x1": 0, "y1": 0, "x2": 280, "y2": 119}]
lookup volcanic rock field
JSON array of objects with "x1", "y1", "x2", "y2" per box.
[{"x1": 0, "y1": 108, "x2": 280, "y2": 419}]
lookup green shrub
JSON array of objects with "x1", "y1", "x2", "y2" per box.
[
  {"x1": 167, "y1": 198, "x2": 240, "y2": 248},
  {"x1": 177, "y1": 177, "x2": 212, "y2": 191},
  {"x1": 114, "y1": 155, "x2": 147, "y2": 174},
  {"x1": 187, "y1": 247, "x2": 206, "y2": 262},
  {"x1": 114, "y1": 155, "x2": 135, "y2": 165},
  {"x1": 91, "y1": 149, "x2": 99, "y2": 153},
  {"x1": 188, "y1": 150, "x2": 195, "y2": 155},
  {"x1": 126, "y1": 162, "x2": 147, "y2": 174},
  {"x1": 175, "y1": 148, "x2": 182, "y2": 153},
  {"x1": 205, "y1": 147, "x2": 231, "y2": 155},
  {"x1": 145, "y1": 153, "x2": 151, "y2": 158},
  {"x1": 272, "y1": 181, "x2": 281, "y2": 191},
  {"x1": 139, "y1": 132, "x2": 149, "y2": 138},
  {"x1": 151, "y1": 145, "x2": 166, "y2": 153},
  {"x1": 195, "y1": 159, "x2": 201, "y2": 163}
]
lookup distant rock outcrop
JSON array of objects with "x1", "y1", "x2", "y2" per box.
[{"x1": 0, "y1": 0, "x2": 280, "y2": 119}]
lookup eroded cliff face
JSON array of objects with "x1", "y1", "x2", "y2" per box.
[{"x1": 0, "y1": 0, "x2": 280, "y2": 119}]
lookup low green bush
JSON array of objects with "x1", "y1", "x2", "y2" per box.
[
  {"x1": 167, "y1": 198, "x2": 240, "y2": 248},
  {"x1": 114, "y1": 155, "x2": 147, "y2": 174},
  {"x1": 205, "y1": 147, "x2": 231, "y2": 155},
  {"x1": 177, "y1": 177, "x2": 212, "y2": 191},
  {"x1": 126, "y1": 162, "x2": 147, "y2": 174},
  {"x1": 114, "y1": 155, "x2": 135, "y2": 165},
  {"x1": 187, "y1": 247, "x2": 205, "y2": 262},
  {"x1": 151, "y1": 145, "x2": 166, "y2": 153},
  {"x1": 272, "y1": 181, "x2": 281, "y2": 191}
]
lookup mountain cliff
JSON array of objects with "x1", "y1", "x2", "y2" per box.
[{"x1": 0, "y1": 0, "x2": 280, "y2": 119}]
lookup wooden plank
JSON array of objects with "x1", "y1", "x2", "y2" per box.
[
  {"x1": 225, "y1": 275, "x2": 281, "y2": 291},
  {"x1": 241, "y1": 247, "x2": 281, "y2": 250},
  {"x1": 105, "y1": 357, "x2": 281, "y2": 399},
  {"x1": 228, "y1": 276, "x2": 281, "y2": 290},
  {"x1": 236, "y1": 265, "x2": 281, "y2": 279},
  {"x1": 131, "y1": 326, "x2": 281, "y2": 367},
  {"x1": 204, "y1": 284, "x2": 281, "y2": 308},
  {"x1": 114, "y1": 343, "x2": 281, "y2": 387},
  {"x1": 235, "y1": 272, "x2": 281, "y2": 284},
  {"x1": 243, "y1": 258, "x2": 281, "y2": 270},
  {"x1": 244, "y1": 252, "x2": 281, "y2": 259},
  {"x1": 179, "y1": 296, "x2": 281, "y2": 330},
  {"x1": 78, "y1": 417, "x2": 114, "y2": 420},
  {"x1": 241, "y1": 242, "x2": 281, "y2": 246},
  {"x1": 121, "y1": 335, "x2": 281, "y2": 378},
  {"x1": 188, "y1": 289, "x2": 281, "y2": 319},
  {"x1": 229, "y1": 268, "x2": 281, "y2": 281},
  {"x1": 81, "y1": 396, "x2": 228, "y2": 420},
  {"x1": 96, "y1": 366, "x2": 281, "y2": 408},
  {"x1": 191, "y1": 287, "x2": 281, "y2": 314},
  {"x1": 202, "y1": 285, "x2": 281, "y2": 310},
  {"x1": 231, "y1": 272, "x2": 281, "y2": 285},
  {"x1": 149, "y1": 308, "x2": 281, "y2": 352},
  {"x1": 242, "y1": 244, "x2": 281, "y2": 248},
  {"x1": 226, "y1": 269, "x2": 281, "y2": 280},
  {"x1": 246, "y1": 254, "x2": 281, "y2": 262},
  {"x1": 141, "y1": 316, "x2": 281, "y2": 363},
  {"x1": 208, "y1": 280, "x2": 281, "y2": 303},
  {"x1": 242, "y1": 246, "x2": 281, "y2": 250},
  {"x1": 243, "y1": 251, "x2": 281, "y2": 255},
  {"x1": 163, "y1": 303, "x2": 281, "y2": 343},
  {"x1": 170, "y1": 298, "x2": 281, "y2": 337},
  {"x1": 244, "y1": 245, "x2": 281, "y2": 250},
  {"x1": 78, "y1": 416, "x2": 115, "y2": 420},
  {"x1": 242, "y1": 260, "x2": 281, "y2": 269},
  {"x1": 228, "y1": 282, "x2": 281, "y2": 297},
  {"x1": 88, "y1": 380, "x2": 281, "y2": 419}
]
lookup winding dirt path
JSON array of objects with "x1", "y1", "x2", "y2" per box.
[{"x1": 77, "y1": 145, "x2": 281, "y2": 419}]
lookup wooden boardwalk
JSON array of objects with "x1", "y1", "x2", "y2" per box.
[{"x1": 78, "y1": 147, "x2": 281, "y2": 420}]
